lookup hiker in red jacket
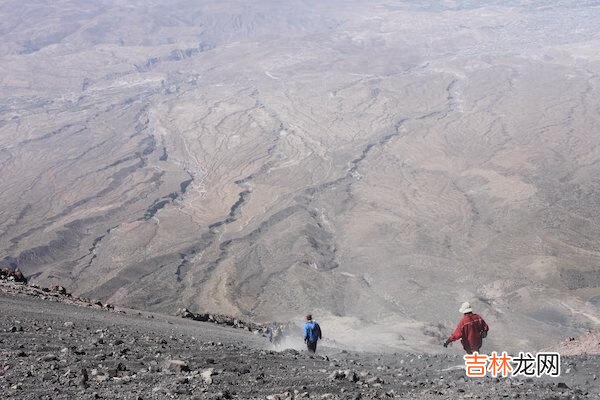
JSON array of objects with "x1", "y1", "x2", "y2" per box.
[{"x1": 443, "y1": 302, "x2": 489, "y2": 354}]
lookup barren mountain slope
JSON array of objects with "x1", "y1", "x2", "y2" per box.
[
  {"x1": 2, "y1": 285, "x2": 599, "y2": 399},
  {"x1": 1, "y1": 0, "x2": 599, "y2": 352}
]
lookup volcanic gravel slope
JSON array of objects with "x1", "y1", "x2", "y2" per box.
[{"x1": 1, "y1": 285, "x2": 599, "y2": 400}]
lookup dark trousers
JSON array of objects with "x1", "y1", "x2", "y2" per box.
[
  {"x1": 307, "y1": 341, "x2": 317, "y2": 353},
  {"x1": 462, "y1": 344, "x2": 481, "y2": 354}
]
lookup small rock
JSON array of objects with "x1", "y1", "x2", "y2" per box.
[
  {"x1": 213, "y1": 390, "x2": 232, "y2": 399},
  {"x1": 42, "y1": 354, "x2": 58, "y2": 362},
  {"x1": 201, "y1": 368, "x2": 214, "y2": 384},
  {"x1": 52, "y1": 285, "x2": 67, "y2": 294},
  {"x1": 329, "y1": 370, "x2": 346, "y2": 380},
  {"x1": 163, "y1": 359, "x2": 189, "y2": 373},
  {"x1": 366, "y1": 376, "x2": 384, "y2": 384},
  {"x1": 346, "y1": 370, "x2": 359, "y2": 383},
  {"x1": 77, "y1": 368, "x2": 89, "y2": 388}
]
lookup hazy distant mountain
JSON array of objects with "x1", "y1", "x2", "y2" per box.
[{"x1": 1, "y1": 0, "x2": 599, "y2": 352}]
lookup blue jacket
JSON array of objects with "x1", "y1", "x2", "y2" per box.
[{"x1": 304, "y1": 321, "x2": 322, "y2": 343}]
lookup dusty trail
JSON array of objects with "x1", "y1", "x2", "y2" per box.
[{"x1": 1, "y1": 283, "x2": 598, "y2": 400}]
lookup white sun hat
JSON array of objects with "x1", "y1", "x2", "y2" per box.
[{"x1": 459, "y1": 302, "x2": 473, "y2": 314}]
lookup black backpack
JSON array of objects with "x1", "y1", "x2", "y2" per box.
[{"x1": 314, "y1": 322, "x2": 322, "y2": 339}]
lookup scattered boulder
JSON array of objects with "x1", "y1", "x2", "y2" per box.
[
  {"x1": 12, "y1": 269, "x2": 27, "y2": 284},
  {"x1": 347, "y1": 370, "x2": 360, "y2": 383},
  {"x1": 77, "y1": 368, "x2": 89, "y2": 388},
  {"x1": 366, "y1": 376, "x2": 384, "y2": 385},
  {"x1": 212, "y1": 390, "x2": 232, "y2": 399},
  {"x1": 201, "y1": 368, "x2": 215, "y2": 384},
  {"x1": 52, "y1": 286, "x2": 67, "y2": 295},
  {"x1": 0, "y1": 268, "x2": 27, "y2": 284},
  {"x1": 176, "y1": 307, "x2": 194, "y2": 319},
  {"x1": 174, "y1": 307, "x2": 289, "y2": 340},
  {"x1": 41, "y1": 354, "x2": 58, "y2": 362},
  {"x1": 329, "y1": 369, "x2": 359, "y2": 382},
  {"x1": 557, "y1": 382, "x2": 570, "y2": 390},
  {"x1": 329, "y1": 370, "x2": 346, "y2": 380},
  {"x1": 163, "y1": 359, "x2": 189, "y2": 373}
]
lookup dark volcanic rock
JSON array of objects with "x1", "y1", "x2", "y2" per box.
[
  {"x1": 1, "y1": 281, "x2": 599, "y2": 400},
  {"x1": 0, "y1": 268, "x2": 27, "y2": 284}
]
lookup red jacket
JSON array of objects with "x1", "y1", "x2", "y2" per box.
[{"x1": 448, "y1": 313, "x2": 489, "y2": 353}]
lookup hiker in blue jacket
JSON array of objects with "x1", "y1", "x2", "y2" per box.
[{"x1": 303, "y1": 314, "x2": 322, "y2": 353}]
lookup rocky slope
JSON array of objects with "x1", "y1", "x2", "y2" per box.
[
  {"x1": 550, "y1": 331, "x2": 600, "y2": 356},
  {"x1": 2, "y1": 281, "x2": 600, "y2": 399}
]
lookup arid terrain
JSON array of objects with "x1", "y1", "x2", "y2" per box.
[
  {"x1": 0, "y1": 0, "x2": 599, "y2": 353},
  {"x1": 2, "y1": 281, "x2": 599, "y2": 400}
]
